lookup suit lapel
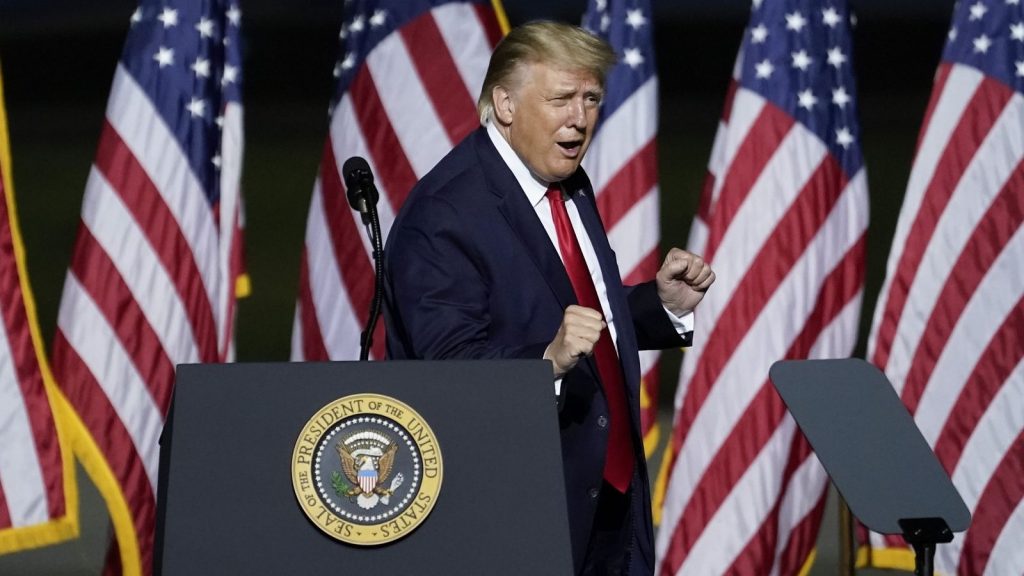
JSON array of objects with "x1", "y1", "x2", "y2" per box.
[
  {"x1": 569, "y1": 181, "x2": 641, "y2": 384},
  {"x1": 475, "y1": 130, "x2": 577, "y2": 310},
  {"x1": 474, "y1": 130, "x2": 637, "y2": 391}
]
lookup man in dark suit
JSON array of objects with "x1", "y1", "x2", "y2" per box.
[{"x1": 384, "y1": 21, "x2": 714, "y2": 576}]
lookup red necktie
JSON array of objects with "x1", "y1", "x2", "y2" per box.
[{"x1": 546, "y1": 185, "x2": 633, "y2": 493}]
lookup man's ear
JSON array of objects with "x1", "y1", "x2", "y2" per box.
[{"x1": 492, "y1": 85, "x2": 514, "y2": 126}]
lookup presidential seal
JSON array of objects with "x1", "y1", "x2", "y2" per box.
[{"x1": 291, "y1": 394, "x2": 443, "y2": 546}]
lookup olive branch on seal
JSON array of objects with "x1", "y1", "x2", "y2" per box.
[{"x1": 331, "y1": 471, "x2": 351, "y2": 497}]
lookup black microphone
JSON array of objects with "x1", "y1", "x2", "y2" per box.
[
  {"x1": 342, "y1": 156, "x2": 385, "y2": 360},
  {"x1": 342, "y1": 156, "x2": 380, "y2": 218}
]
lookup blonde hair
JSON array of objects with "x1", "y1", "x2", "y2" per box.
[{"x1": 477, "y1": 21, "x2": 617, "y2": 124}]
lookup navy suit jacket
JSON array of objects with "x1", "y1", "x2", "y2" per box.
[{"x1": 384, "y1": 127, "x2": 689, "y2": 573}]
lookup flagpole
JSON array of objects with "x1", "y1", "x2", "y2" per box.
[{"x1": 839, "y1": 494, "x2": 855, "y2": 575}]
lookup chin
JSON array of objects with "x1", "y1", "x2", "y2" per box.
[{"x1": 551, "y1": 163, "x2": 581, "y2": 181}]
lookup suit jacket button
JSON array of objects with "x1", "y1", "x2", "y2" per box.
[
  {"x1": 597, "y1": 415, "x2": 608, "y2": 428},
  {"x1": 588, "y1": 487, "x2": 600, "y2": 499}
]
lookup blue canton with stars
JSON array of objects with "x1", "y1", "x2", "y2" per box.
[
  {"x1": 120, "y1": 0, "x2": 243, "y2": 205},
  {"x1": 582, "y1": 0, "x2": 657, "y2": 125},
  {"x1": 944, "y1": 0, "x2": 1024, "y2": 93},
  {"x1": 739, "y1": 0, "x2": 863, "y2": 177},
  {"x1": 330, "y1": 0, "x2": 493, "y2": 107}
]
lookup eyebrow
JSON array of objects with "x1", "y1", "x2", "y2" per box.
[{"x1": 548, "y1": 87, "x2": 605, "y2": 99}]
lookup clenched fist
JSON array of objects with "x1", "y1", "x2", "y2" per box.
[
  {"x1": 543, "y1": 305, "x2": 605, "y2": 378},
  {"x1": 656, "y1": 248, "x2": 715, "y2": 316}
]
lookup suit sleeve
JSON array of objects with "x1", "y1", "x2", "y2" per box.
[
  {"x1": 626, "y1": 280, "x2": 692, "y2": 350},
  {"x1": 386, "y1": 195, "x2": 549, "y2": 361}
]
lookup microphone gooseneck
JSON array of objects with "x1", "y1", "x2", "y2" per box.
[{"x1": 342, "y1": 156, "x2": 385, "y2": 361}]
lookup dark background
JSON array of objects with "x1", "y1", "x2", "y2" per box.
[{"x1": 0, "y1": 0, "x2": 952, "y2": 573}]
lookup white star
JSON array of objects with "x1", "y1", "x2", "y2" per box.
[
  {"x1": 832, "y1": 86, "x2": 851, "y2": 108},
  {"x1": 752, "y1": 0, "x2": 763, "y2": 9},
  {"x1": 212, "y1": 154, "x2": 222, "y2": 169},
  {"x1": 341, "y1": 52, "x2": 356, "y2": 70},
  {"x1": 797, "y1": 88, "x2": 818, "y2": 110},
  {"x1": 153, "y1": 46, "x2": 174, "y2": 68},
  {"x1": 974, "y1": 34, "x2": 992, "y2": 53},
  {"x1": 786, "y1": 11, "x2": 807, "y2": 32},
  {"x1": 969, "y1": 1, "x2": 988, "y2": 20},
  {"x1": 625, "y1": 9, "x2": 647, "y2": 30},
  {"x1": 333, "y1": 61, "x2": 343, "y2": 78},
  {"x1": 196, "y1": 17, "x2": 215, "y2": 38},
  {"x1": 222, "y1": 64, "x2": 238, "y2": 85},
  {"x1": 227, "y1": 6, "x2": 241, "y2": 26},
  {"x1": 350, "y1": 14, "x2": 365, "y2": 33},
  {"x1": 949, "y1": 27, "x2": 958, "y2": 42},
  {"x1": 751, "y1": 24, "x2": 768, "y2": 44},
  {"x1": 186, "y1": 98, "x2": 206, "y2": 119},
  {"x1": 601, "y1": 13, "x2": 611, "y2": 32},
  {"x1": 791, "y1": 49, "x2": 813, "y2": 71},
  {"x1": 191, "y1": 57, "x2": 211, "y2": 78},
  {"x1": 1016, "y1": 60, "x2": 1024, "y2": 76},
  {"x1": 130, "y1": 7, "x2": 142, "y2": 25},
  {"x1": 827, "y1": 47, "x2": 847, "y2": 69},
  {"x1": 755, "y1": 58, "x2": 774, "y2": 79},
  {"x1": 1011, "y1": 22, "x2": 1024, "y2": 41},
  {"x1": 370, "y1": 9, "x2": 387, "y2": 27},
  {"x1": 1009, "y1": 0, "x2": 1021, "y2": 5},
  {"x1": 339, "y1": 25, "x2": 349, "y2": 40},
  {"x1": 850, "y1": 12, "x2": 858, "y2": 28},
  {"x1": 835, "y1": 127, "x2": 854, "y2": 149},
  {"x1": 215, "y1": 115, "x2": 225, "y2": 128},
  {"x1": 596, "y1": 0, "x2": 607, "y2": 11},
  {"x1": 822, "y1": 7, "x2": 841, "y2": 28},
  {"x1": 157, "y1": 8, "x2": 178, "y2": 28},
  {"x1": 623, "y1": 47, "x2": 644, "y2": 68}
]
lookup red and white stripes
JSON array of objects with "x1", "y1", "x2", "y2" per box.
[
  {"x1": 0, "y1": 79, "x2": 75, "y2": 551},
  {"x1": 292, "y1": 2, "x2": 502, "y2": 361},
  {"x1": 51, "y1": 64, "x2": 244, "y2": 573},
  {"x1": 864, "y1": 61, "x2": 1024, "y2": 576},
  {"x1": 655, "y1": 79, "x2": 868, "y2": 575}
]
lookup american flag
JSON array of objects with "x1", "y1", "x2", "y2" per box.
[
  {"x1": 862, "y1": 0, "x2": 1024, "y2": 573},
  {"x1": 581, "y1": 0, "x2": 663, "y2": 457},
  {"x1": 655, "y1": 0, "x2": 868, "y2": 574},
  {"x1": 49, "y1": 0, "x2": 245, "y2": 572},
  {"x1": 0, "y1": 63, "x2": 77, "y2": 554},
  {"x1": 291, "y1": 0, "x2": 505, "y2": 362}
]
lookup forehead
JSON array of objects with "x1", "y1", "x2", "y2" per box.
[{"x1": 519, "y1": 60, "x2": 602, "y2": 92}]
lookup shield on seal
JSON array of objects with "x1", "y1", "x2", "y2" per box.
[{"x1": 358, "y1": 465, "x2": 377, "y2": 494}]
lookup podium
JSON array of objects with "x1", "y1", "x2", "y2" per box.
[
  {"x1": 154, "y1": 360, "x2": 574, "y2": 575},
  {"x1": 769, "y1": 358, "x2": 971, "y2": 575}
]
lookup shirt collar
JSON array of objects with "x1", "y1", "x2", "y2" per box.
[{"x1": 486, "y1": 120, "x2": 554, "y2": 208}]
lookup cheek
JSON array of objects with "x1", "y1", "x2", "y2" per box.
[{"x1": 544, "y1": 107, "x2": 569, "y2": 129}]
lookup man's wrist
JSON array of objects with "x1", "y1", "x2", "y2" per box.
[{"x1": 662, "y1": 305, "x2": 695, "y2": 335}]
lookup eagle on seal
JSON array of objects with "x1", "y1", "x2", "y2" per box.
[{"x1": 338, "y1": 441, "x2": 403, "y2": 510}]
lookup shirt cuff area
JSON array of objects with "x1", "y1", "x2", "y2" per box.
[{"x1": 663, "y1": 305, "x2": 695, "y2": 335}]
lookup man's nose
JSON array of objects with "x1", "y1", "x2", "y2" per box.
[{"x1": 566, "y1": 98, "x2": 588, "y2": 129}]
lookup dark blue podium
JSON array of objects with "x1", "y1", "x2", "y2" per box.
[{"x1": 154, "y1": 360, "x2": 573, "y2": 575}]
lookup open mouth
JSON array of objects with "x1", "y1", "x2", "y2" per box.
[{"x1": 557, "y1": 140, "x2": 583, "y2": 156}]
